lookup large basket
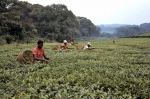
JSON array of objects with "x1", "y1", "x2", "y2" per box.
[
  {"x1": 76, "y1": 46, "x2": 84, "y2": 50},
  {"x1": 52, "y1": 45, "x2": 59, "y2": 50},
  {"x1": 16, "y1": 50, "x2": 33, "y2": 63}
]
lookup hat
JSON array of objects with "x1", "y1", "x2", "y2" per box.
[
  {"x1": 87, "y1": 42, "x2": 91, "y2": 45},
  {"x1": 63, "y1": 40, "x2": 67, "y2": 43}
]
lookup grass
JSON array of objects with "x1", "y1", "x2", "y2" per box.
[{"x1": 139, "y1": 32, "x2": 150, "y2": 36}]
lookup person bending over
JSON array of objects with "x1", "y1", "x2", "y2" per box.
[
  {"x1": 70, "y1": 39, "x2": 78, "y2": 45},
  {"x1": 33, "y1": 40, "x2": 52, "y2": 63},
  {"x1": 83, "y1": 42, "x2": 93, "y2": 50},
  {"x1": 60, "y1": 40, "x2": 68, "y2": 50}
]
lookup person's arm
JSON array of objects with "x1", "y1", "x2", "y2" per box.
[
  {"x1": 43, "y1": 55, "x2": 52, "y2": 63},
  {"x1": 60, "y1": 46, "x2": 64, "y2": 50},
  {"x1": 87, "y1": 48, "x2": 93, "y2": 50},
  {"x1": 87, "y1": 47, "x2": 95, "y2": 50},
  {"x1": 60, "y1": 44, "x2": 64, "y2": 50},
  {"x1": 43, "y1": 49, "x2": 52, "y2": 61},
  {"x1": 33, "y1": 54, "x2": 45, "y2": 61},
  {"x1": 66, "y1": 45, "x2": 68, "y2": 49},
  {"x1": 44, "y1": 55, "x2": 52, "y2": 60}
]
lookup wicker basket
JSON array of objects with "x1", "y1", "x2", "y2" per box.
[
  {"x1": 16, "y1": 50, "x2": 33, "y2": 63},
  {"x1": 52, "y1": 45, "x2": 59, "y2": 50},
  {"x1": 76, "y1": 46, "x2": 84, "y2": 50}
]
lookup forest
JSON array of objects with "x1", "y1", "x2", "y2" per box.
[
  {"x1": 0, "y1": 0, "x2": 100, "y2": 44},
  {"x1": 115, "y1": 23, "x2": 150, "y2": 37}
]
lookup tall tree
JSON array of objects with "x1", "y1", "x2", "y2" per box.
[
  {"x1": 29, "y1": 4, "x2": 79, "y2": 42},
  {"x1": 77, "y1": 17, "x2": 100, "y2": 37}
]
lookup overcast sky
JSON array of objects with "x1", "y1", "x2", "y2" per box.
[{"x1": 19, "y1": 0, "x2": 150, "y2": 25}]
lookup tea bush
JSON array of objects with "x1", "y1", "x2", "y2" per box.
[{"x1": 0, "y1": 38, "x2": 150, "y2": 99}]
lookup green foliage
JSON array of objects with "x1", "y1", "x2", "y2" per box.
[
  {"x1": 77, "y1": 17, "x2": 100, "y2": 37},
  {"x1": 0, "y1": 0, "x2": 37, "y2": 43},
  {"x1": 0, "y1": 1, "x2": 100, "y2": 43},
  {"x1": 116, "y1": 25, "x2": 142, "y2": 37},
  {"x1": 29, "y1": 4, "x2": 81, "y2": 42},
  {"x1": 5, "y1": 35, "x2": 13, "y2": 44},
  {"x1": 0, "y1": 38, "x2": 150, "y2": 98}
]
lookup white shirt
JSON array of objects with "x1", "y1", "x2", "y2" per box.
[{"x1": 83, "y1": 45, "x2": 88, "y2": 50}]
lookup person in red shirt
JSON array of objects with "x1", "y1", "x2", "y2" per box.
[
  {"x1": 70, "y1": 39, "x2": 78, "y2": 45},
  {"x1": 33, "y1": 40, "x2": 52, "y2": 63},
  {"x1": 60, "y1": 40, "x2": 68, "y2": 50}
]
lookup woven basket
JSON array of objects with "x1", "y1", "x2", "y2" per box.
[
  {"x1": 16, "y1": 50, "x2": 33, "y2": 63},
  {"x1": 52, "y1": 45, "x2": 59, "y2": 50},
  {"x1": 76, "y1": 46, "x2": 84, "y2": 50}
]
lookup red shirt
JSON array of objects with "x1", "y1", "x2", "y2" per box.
[
  {"x1": 33, "y1": 46, "x2": 45, "y2": 59},
  {"x1": 61, "y1": 43, "x2": 68, "y2": 49}
]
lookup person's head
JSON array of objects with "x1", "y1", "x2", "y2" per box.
[
  {"x1": 87, "y1": 42, "x2": 91, "y2": 47},
  {"x1": 37, "y1": 40, "x2": 43, "y2": 49},
  {"x1": 63, "y1": 40, "x2": 67, "y2": 45}
]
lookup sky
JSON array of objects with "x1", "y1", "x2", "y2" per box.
[{"x1": 19, "y1": 0, "x2": 150, "y2": 25}]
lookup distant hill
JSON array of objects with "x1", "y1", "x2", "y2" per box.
[
  {"x1": 125, "y1": 32, "x2": 150, "y2": 38},
  {"x1": 97, "y1": 24, "x2": 127, "y2": 33},
  {"x1": 97, "y1": 23, "x2": 150, "y2": 37}
]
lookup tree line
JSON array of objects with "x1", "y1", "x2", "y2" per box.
[
  {"x1": 0, "y1": 0, "x2": 100, "y2": 44},
  {"x1": 99, "y1": 23, "x2": 150, "y2": 38},
  {"x1": 115, "y1": 23, "x2": 150, "y2": 37}
]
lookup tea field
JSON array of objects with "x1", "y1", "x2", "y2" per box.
[{"x1": 0, "y1": 38, "x2": 150, "y2": 99}]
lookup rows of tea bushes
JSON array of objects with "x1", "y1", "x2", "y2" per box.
[{"x1": 0, "y1": 38, "x2": 150, "y2": 99}]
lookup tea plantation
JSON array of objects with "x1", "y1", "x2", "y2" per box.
[{"x1": 0, "y1": 38, "x2": 150, "y2": 99}]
